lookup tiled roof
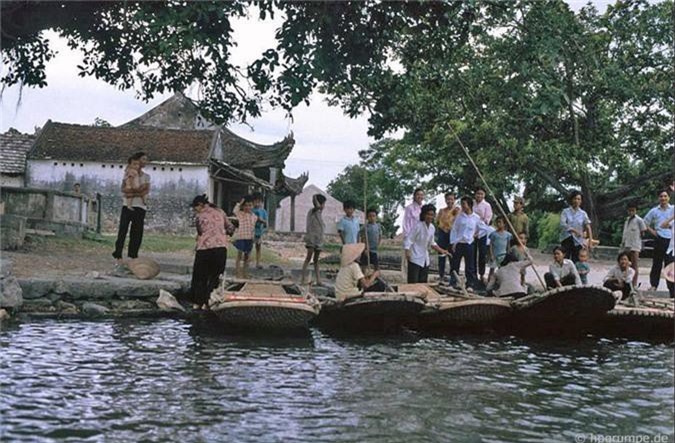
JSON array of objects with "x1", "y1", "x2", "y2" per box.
[
  {"x1": 0, "y1": 129, "x2": 34, "y2": 174},
  {"x1": 28, "y1": 121, "x2": 215, "y2": 164},
  {"x1": 219, "y1": 127, "x2": 295, "y2": 168}
]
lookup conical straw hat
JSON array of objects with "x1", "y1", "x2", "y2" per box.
[
  {"x1": 127, "y1": 257, "x2": 160, "y2": 280},
  {"x1": 341, "y1": 243, "x2": 365, "y2": 267}
]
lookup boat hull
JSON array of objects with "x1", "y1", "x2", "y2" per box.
[
  {"x1": 592, "y1": 305, "x2": 674, "y2": 340},
  {"x1": 212, "y1": 301, "x2": 318, "y2": 331},
  {"x1": 502, "y1": 285, "x2": 616, "y2": 336},
  {"x1": 316, "y1": 293, "x2": 426, "y2": 332},
  {"x1": 419, "y1": 298, "x2": 512, "y2": 332}
]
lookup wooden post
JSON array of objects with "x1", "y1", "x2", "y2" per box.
[{"x1": 290, "y1": 194, "x2": 296, "y2": 232}]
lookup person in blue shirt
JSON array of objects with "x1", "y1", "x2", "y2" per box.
[
  {"x1": 360, "y1": 208, "x2": 382, "y2": 270},
  {"x1": 337, "y1": 200, "x2": 361, "y2": 245},
  {"x1": 487, "y1": 215, "x2": 513, "y2": 283},
  {"x1": 644, "y1": 189, "x2": 674, "y2": 294},
  {"x1": 251, "y1": 193, "x2": 268, "y2": 270},
  {"x1": 559, "y1": 190, "x2": 593, "y2": 263}
]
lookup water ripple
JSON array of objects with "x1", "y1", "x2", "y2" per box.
[{"x1": 1, "y1": 319, "x2": 673, "y2": 442}]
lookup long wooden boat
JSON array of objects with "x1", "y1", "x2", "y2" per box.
[
  {"x1": 412, "y1": 284, "x2": 512, "y2": 332},
  {"x1": 592, "y1": 297, "x2": 674, "y2": 340},
  {"x1": 316, "y1": 288, "x2": 427, "y2": 332},
  {"x1": 503, "y1": 285, "x2": 616, "y2": 336},
  {"x1": 208, "y1": 280, "x2": 321, "y2": 331}
]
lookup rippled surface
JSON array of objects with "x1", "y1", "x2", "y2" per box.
[{"x1": 1, "y1": 319, "x2": 673, "y2": 442}]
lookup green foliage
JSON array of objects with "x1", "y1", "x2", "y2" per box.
[
  {"x1": 536, "y1": 213, "x2": 562, "y2": 250},
  {"x1": 327, "y1": 139, "x2": 415, "y2": 238},
  {"x1": 3, "y1": 0, "x2": 671, "y2": 233}
]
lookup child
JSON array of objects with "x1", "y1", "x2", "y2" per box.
[
  {"x1": 233, "y1": 195, "x2": 260, "y2": 279},
  {"x1": 603, "y1": 252, "x2": 636, "y2": 300},
  {"x1": 487, "y1": 216, "x2": 513, "y2": 283},
  {"x1": 575, "y1": 249, "x2": 591, "y2": 285},
  {"x1": 337, "y1": 200, "x2": 361, "y2": 245},
  {"x1": 360, "y1": 208, "x2": 381, "y2": 270},
  {"x1": 620, "y1": 201, "x2": 646, "y2": 287},
  {"x1": 122, "y1": 157, "x2": 146, "y2": 210},
  {"x1": 335, "y1": 243, "x2": 381, "y2": 302},
  {"x1": 251, "y1": 193, "x2": 268, "y2": 269},
  {"x1": 509, "y1": 232, "x2": 530, "y2": 285},
  {"x1": 507, "y1": 196, "x2": 529, "y2": 237},
  {"x1": 302, "y1": 194, "x2": 327, "y2": 285}
]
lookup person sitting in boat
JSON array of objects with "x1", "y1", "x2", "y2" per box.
[
  {"x1": 603, "y1": 251, "x2": 636, "y2": 300},
  {"x1": 404, "y1": 204, "x2": 451, "y2": 283},
  {"x1": 544, "y1": 246, "x2": 582, "y2": 288},
  {"x1": 335, "y1": 243, "x2": 382, "y2": 302},
  {"x1": 486, "y1": 252, "x2": 533, "y2": 299}
]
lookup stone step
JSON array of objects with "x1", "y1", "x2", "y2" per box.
[{"x1": 25, "y1": 228, "x2": 56, "y2": 237}]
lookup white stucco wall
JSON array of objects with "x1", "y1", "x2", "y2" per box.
[
  {"x1": 0, "y1": 175, "x2": 23, "y2": 188},
  {"x1": 26, "y1": 159, "x2": 210, "y2": 232},
  {"x1": 26, "y1": 160, "x2": 209, "y2": 191}
]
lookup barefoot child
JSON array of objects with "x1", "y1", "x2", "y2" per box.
[
  {"x1": 302, "y1": 194, "x2": 327, "y2": 285},
  {"x1": 620, "y1": 201, "x2": 647, "y2": 287},
  {"x1": 603, "y1": 252, "x2": 636, "y2": 300},
  {"x1": 487, "y1": 215, "x2": 513, "y2": 283},
  {"x1": 233, "y1": 196, "x2": 259, "y2": 279},
  {"x1": 576, "y1": 249, "x2": 591, "y2": 285},
  {"x1": 251, "y1": 193, "x2": 268, "y2": 269},
  {"x1": 121, "y1": 157, "x2": 146, "y2": 210}
]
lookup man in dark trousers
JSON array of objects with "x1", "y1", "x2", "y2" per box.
[{"x1": 112, "y1": 152, "x2": 150, "y2": 264}]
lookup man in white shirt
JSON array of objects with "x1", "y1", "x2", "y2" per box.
[
  {"x1": 450, "y1": 196, "x2": 484, "y2": 288},
  {"x1": 404, "y1": 203, "x2": 450, "y2": 283},
  {"x1": 644, "y1": 189, "x2": 674, "y2": 294},
  {"x1": 473, "y1": 187, "x2": 492, "y2": 282},
  {"x1": 401, "y1": 188, "x2": 424, "y2": 279}
]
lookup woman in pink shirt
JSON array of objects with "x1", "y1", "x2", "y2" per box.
[{"x1": 188, "y1": 194, "x2": 233, "y2": 309}]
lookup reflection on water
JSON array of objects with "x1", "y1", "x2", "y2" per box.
[{"x1": 1, "y1": 319, "x2": 673, "y2": 442}]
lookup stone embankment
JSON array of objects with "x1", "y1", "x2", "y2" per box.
[{"x1": 0, "y1": 257, "x2": 192, "y2": 321}]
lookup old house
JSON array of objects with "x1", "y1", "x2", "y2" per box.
[
  {"x1": 275, "y1": 184, "x2": 363, "y2": 235},
  {"x1": 25, "y1": 93, "x2": 308, "y2": 232},
  {"x1": 0, "y1": 128, "x2": 35, "y2": 188}
]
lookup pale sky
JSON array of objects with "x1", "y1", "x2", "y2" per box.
[{"x1": 0, "y1": 0, "x2": 618, "y2": 191}]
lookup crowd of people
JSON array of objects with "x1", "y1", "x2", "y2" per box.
[{"x1": 110, "y1": 154, "x2": 673, "y2": 307}]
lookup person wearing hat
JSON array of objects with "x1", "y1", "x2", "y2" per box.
[
  {"x1": 188, "y1": 194, "x2": 234, "y2": 309},
  {"x1": 507, "y1": 196, "x2": 529, "y2": 237},
  {"x1": 335, "y1": 243, "x2": 381, "y2": 302}
]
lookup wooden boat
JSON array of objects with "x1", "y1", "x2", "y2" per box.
[
  {"x1": 208, "y1": 280, "x2": 321, "y2": 331},
  {"x1": 503, "y1": 285, "x2": 616, "y2": 336},
  {"x1": 316, "y1": 287, "x2": 427, "y2": 332},
  {"x1": 413, "y1": 284, "x2": 512, "y2": 332},
  {"x1": 592, "y1": 297, "x2": 674, "y2": 340}
]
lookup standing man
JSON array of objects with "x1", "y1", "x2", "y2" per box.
[
  {"x1": 112, "y1": 151, "x2": 150, "y2": 264},
  {"x1": 401, "y1": 188, "x2": 425, "y2": 279},
  {"x1": 473, "y1": 187, "x2": 493, "y2": 283},
  {"x1": 644, "y1": 189, "x2": 674, "y2": 294}
]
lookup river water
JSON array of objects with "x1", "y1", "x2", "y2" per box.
[{"x1": 1, "y1": 319, "x2": 673, "y2": 443}]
